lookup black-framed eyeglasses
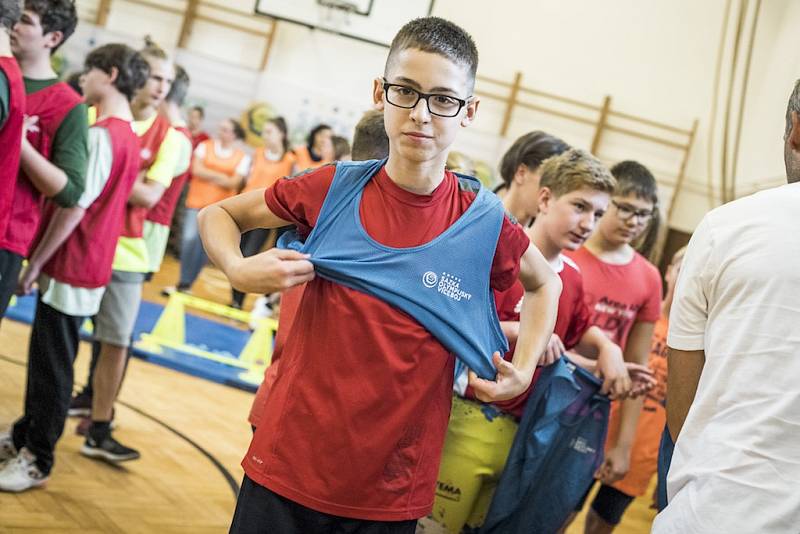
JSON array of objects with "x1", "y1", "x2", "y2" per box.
[
  {"x1": 382, "y1": 79, "x2": 470, "y2": 118},
  {"x1": 611, "y1": 200, "x2": 655, "y2": 222}
]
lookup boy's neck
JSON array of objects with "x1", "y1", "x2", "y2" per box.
[
  {"x1": 584, "y1": 232, "x2": 634, "y2": 264},
  {"x1": 131, "y1": 100, "x2": 157, "y2": 122},
  {"x1": 528, "y1": 221, "x2": 562, "y2": 266},
  {"x1": 96, "y1": 91, "x2": 133, "y2": 122},
  {"x1": 161, "y1": 102, "x2": 181, "y2": 124},
  {"x1": 502, "y1": 186, "x2": 533, "y2": 227},
  {"x1": 384, "y1": 154, "x2": 447, "y2": 195},
  {"x1": 19, "y1": 50, "x2": 57, "y2": 79}
]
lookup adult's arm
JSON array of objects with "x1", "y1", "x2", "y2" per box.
[{"x1": 666, "y1": 348, "x2": 705, "y2": 441}]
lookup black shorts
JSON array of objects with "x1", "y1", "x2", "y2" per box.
[
  {"x1": 589, "y1": 484, "x2": 635, "y2": 526},
  {"x1": 230, "y1": 475, "x2": 418, "y2": 534}
]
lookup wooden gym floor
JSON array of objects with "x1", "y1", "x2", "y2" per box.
[{"x1": 0, "y1": 256, "x2": 655, "y2": 533}]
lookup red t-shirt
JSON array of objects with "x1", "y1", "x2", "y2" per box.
[
  {"x1": 470, "y1": 255, "x2": 593, "y2": 419},
  {"x1": 564, "y1": 247, "x2": 661, "y2": 351},
  {"x1": 243, "y1": 164, "x2": 529, "y2": 520}
]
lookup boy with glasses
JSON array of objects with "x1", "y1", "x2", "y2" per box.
[
  {"x1": 199, "y1": 16, "x2": 561, "y2": 534},
  {"x1": 564, "y1": 160, "x2": 663, "y2": 533}
]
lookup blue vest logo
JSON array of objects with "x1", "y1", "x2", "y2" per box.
[{"x1": 422, "y1": 271, "x2": 438, "y2": 288}]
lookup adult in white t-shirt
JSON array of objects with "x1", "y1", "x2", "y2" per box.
[{"x1": 652, "y1": 81, "x2": 800, "y2": 533}]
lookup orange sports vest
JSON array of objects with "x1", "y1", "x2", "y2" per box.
[
  {"x1": 293, "y1": 145, "x2": 330, "y2": 173},
  {"x1": 186, "y1": 139, "x2": 246, "y2": 209},
  {"x1": 242, "y1": 149, "x2": 296, "y2": 194}
]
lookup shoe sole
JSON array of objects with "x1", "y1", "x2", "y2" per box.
[
  {"x1": 80, "y1": 445, "x2": 140, "y2": 463},
  {"x1": 67, "y1": 408, "x2": 91, "y2": 417},
  {"x1": 0, "y1": 478, "x2": 48, "y2": 492}
]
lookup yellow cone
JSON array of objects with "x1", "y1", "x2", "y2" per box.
[
  {"x1": 238, "y1": 317, "x2": 277, "y2": 368},
  {"x1": 149, "y1": 293, "x2": 186, "y2": 345}
]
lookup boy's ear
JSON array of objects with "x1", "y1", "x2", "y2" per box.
[
  {"x1": 789, "y1": 111, "x2": 800, "y2": 152},
  {"x1": 460, "y1": 97, "x2": 479, "y2": 127},
  {"x1": 373, "y1": 77, "x2": 385, "y2": 111},
  {"x1": 108, "y1": 66, "x2": 119, "y2": 85},
  {"x1": 44, "y1": 30, "x2": 64, "y2": 52},
  {"x1": 537, "y1": 186, "x2": 552, "y2": 214}
]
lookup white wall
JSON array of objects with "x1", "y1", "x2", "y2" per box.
[{"x1": 63, "y1": 0, "x2": 798, "y2": 232}]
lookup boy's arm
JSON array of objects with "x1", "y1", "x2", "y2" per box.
[
  {"x1": 128, "y1": 172, "x2": 167, "y2": 209},
  {"x1": 17, "y1": 206, "x2": 86, "y2": 294},
  {"x1": 666, "y1": 347, "x2": 705, "y2": 441},
  {"x1": 574, "y1": 326, "x2": 631, "y2": 399},
  {"x1": 470, "y1": 242, "x2": 561, "y2": 402},
  {"x1": 597, "y1": 319, "x2": 655, "y2": 484},
  {"x1": 19, "y1": 104, "x2": 89, "y2": 203},
  {"x1": 198, "y1": 189, "x2": 315, "y2": 295}
]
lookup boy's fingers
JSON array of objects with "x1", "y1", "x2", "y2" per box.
[{"x1": 273, "y1": 248, "x2": 312, "y2": 261}]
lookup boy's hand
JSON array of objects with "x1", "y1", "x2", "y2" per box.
[
  {"x1": 540, "y1": 333, "x2": 565, "y2": 366},
  {"x1": 228, "y1": 248, "x2": 315, "y2": 294},
  {"x1": 597, "y1": 444, "x2": 632, "y2": 484},
  {"x1": 468, "y1": 353, "x2": 533, "y2": 402},
  {"x1": 596, "y1": 344, "x2": 632, "y2": 400},
  {"x1": 17, "y1": 262, "x2": 41, "y2": 296},
  {"x1": 625, "y1": 362, "x2": 656, "y2": 398}
]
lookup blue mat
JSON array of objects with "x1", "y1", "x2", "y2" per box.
[{"x1": 6, "y1": 293, "x2": 263, "y2": 392}]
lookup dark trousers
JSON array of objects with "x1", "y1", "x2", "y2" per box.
[
  {"x1": 230, "y1": 476, "x2": 417, "y2": 534},
  {"x1": 12, "y1": 299, "x2": 83, "y2": 475},
  {"x1": 231, "y1": 229, "x2": 271, "y2": 308},
  {"x1": 0, "y1": 249, "x2": 24, "y2": 320}
]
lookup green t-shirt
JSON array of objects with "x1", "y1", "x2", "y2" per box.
[{"x1": 24, "y1": 77, "x2": 88, "y2": 208}]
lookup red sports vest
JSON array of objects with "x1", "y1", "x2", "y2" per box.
[
  {"x1": 146, "y1": 123, "x2": 191, "y2": 226},
  {"x1": 121, "y1": 112, "x2": 171, "y2": 238},
  {"x1": 0, "y1": 81, "x2": 82, "y2": 256},
  {"x1": 0, "y1": 58, "x2": 25, "y2": 241},
  {"x1": 40, "y1": 118, "x2": 140, "y2": 288}
]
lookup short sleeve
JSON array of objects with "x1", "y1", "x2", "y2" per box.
[
  {"x1": 146, "y1": 127, "x2": 182, "y2": 187},
  {"x1": 489, "y1": 216, "x2": 530, "y2": 292},
  {"x1": 264, "y1": 164, "x2": 337, "y2": 236},
  {"x1": 236, "y1": 154, "x2": 252, "y2": 177},
  {"x1": 77, "y1": 126, "x2": 113, "y2": 209},
  {"x1": 193, "y1": 142, "x2": 207, "y2": 159},
  {"x1": 636, "y1": 258, "x2": 663, "y2": 323},
  {"x1": 0, "y1": 69, "x2": 9, "y2": 129},
  {"x1": 50, "y1": 103, "x2": 89, "y2": 207},
  {"x1": 667, "y1": 216, "x2": 715, "y2": 350},
  {"x1": 173, "y1": 134, "x2": 193, "y2": 176}
]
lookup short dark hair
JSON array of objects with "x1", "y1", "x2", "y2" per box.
[
  {"x1": 166, "y1": 64, "x2": 189, "y2": 105},
  {"x1": 499, "y1": 131, "x2": 570, "y2": 186},
  {"x1": 610, "y1": 160, "x2": 659, "y2": 205},
  {"x1": 386, "y1": 17, "x2": 479, "y2": 89},
  {"x1": 610, "y1": 160, "x2": 661, "y2": 260},
  {"x1": 0, "y1": 0, "x2": 21, "y2": 32},
  {"x1": 191, "y1": 105, "x2": 205, "y2": 118},
  {"x1": 84, "y1": 43, "x2": 150, "y2": 101},
  {"x1": 352, "y1": 110, "x2": 388, "y2": 161},
  {"x1": 332, "y1": 135, "x2": 350, "y2": 160},
  {"x1": 306, "y1": 123, "x2": 331, "y2": 151},
  {"x1": 24, "y1": 0, "x2": 78, "y2": 53},
  {"x1": 228, "y1": 118, "x2": 245, "y2": 141}
]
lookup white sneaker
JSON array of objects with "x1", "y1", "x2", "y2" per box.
[
  {"x1": 0, "y1": 448, "x2": 48, "y2": 492},
  {"x1": 0, "y1": 429, "x2": 17, "y2": 463},
  {"x1": 249, "y1": 295, "x2": 274, "y2": 329}
]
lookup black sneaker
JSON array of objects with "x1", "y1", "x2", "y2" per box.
[
  {"x1": 67, "y1": 391, "x2": 93, "y2": 417},
  {"x1": 80, "y1": 434, "x2": 140, "y2": 463}
]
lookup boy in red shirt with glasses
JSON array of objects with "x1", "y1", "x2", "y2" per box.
[{"x1": 200, "y1": 17, "x2": 561, "y2": 534}]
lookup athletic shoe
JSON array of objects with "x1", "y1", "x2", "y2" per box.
[
  {"x1": 68, "y1": 390, "x2": 92, "y2": 417},
  {"x1": 161, "y1": 285, "x2": 191, "y2": 298},
  {"x1": 75, "y1": 411, "x2": 116, "y2": 437},
  {"x1": 81, "y1": 433, "x2": 140, "y2": 463},
  {"x1": 0, "y1": 429, "x2": 17, "y2": 463},
  {"x1": 0, "y1": 448, "x2": 48, "y2": 492},
  {"x1": 248, "y1": 295, "x2": 274, "y2": 329}
]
